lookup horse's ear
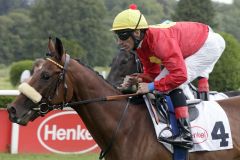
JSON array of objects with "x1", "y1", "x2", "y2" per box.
[
  {"x1": 55, "y1": 37, "x2": 64, "y2": 61},
  {"x1": 48, "y1": 37, "x2": 56, "y2": 56}
]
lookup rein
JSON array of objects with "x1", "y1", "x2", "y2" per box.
[
  {"x1": 65, "y1": 93, "x2": 139, "y2": 107},
  {"x1": 42, "y1": 56, "x2": 140, "y2": 110},
  {"x1": 28, "y1": 56, "x2": 140, "y2": 159},
  {"x1": 17, "y1": 55, "x2": 141, "y2": 116},
  {"x1": 99, "y1": 98, "x2": 131, "y2": 160}
]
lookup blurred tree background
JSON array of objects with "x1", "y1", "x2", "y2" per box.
[
  {"x1": 0, "y1": 0, "x2": 239, "y2": 91},
  {"x1": 172, "y1": 0, "x2": 216, "y2": 27}
]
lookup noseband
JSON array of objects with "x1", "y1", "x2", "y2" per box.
[
  {"x1": 38, "y1": 54, "x2": 70, "y2": 115},
  {"x1": 19, "y1": 54, "x2": 139, "y2": 118},
  {"x1": 18, "y1": 54, "x2": 139, "y2": 159},
  {"x1": 22, "y1": 54, "x2": 71, "y2": 117}
]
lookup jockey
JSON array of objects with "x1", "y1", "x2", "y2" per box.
[{"x1": 111, "y1": 4, "x2": 225, "y2": 148}]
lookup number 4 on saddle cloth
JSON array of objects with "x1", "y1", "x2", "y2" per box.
[{"x1": 143, "y1": 93, "x2": 233, "y2": 158}]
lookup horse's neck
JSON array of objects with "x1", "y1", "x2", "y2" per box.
[
  {"x1": 67, "y1": 61, "x2": 170, "y2": 159},
  {"x1": 69, "y1": 60, "x2": 126, "y2": 148},
  {"x1": 70, "y1": 61, "x2": 119, "y2": 99}
]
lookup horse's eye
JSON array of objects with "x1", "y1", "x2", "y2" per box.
[
  {"x1": 41, "y1": 72, "x2": 50, "y2": 80},
  {"x1": 121, "y1": 58, "x2": 128, "y2": 64}
]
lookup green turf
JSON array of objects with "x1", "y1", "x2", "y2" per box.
[
  {"x1": 0, "y1": 153, "x2": 99, "y2": 160},
  {"x1": 0, "y1": 66, "x2": 15, "y2": 90}
]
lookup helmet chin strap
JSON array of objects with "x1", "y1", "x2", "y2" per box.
[
  {"x1": 132, "y1": 36, "x2": 141, "y2": 50},
  {"x1": 131, "y1": 31, "x2": 144, "y2": 50},
  {"x1": 132, "y1": 14, "x2": 142, "y2": 50}
]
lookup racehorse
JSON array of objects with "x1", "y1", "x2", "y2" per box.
[
  {"x1": 107, "y1": 48, "x2": 240, "y2": 97},
  {"x1": 107, "y1": 49, "x2": 142, "y2": 87},
  {"x1": 7, "y1": 38, "x2": 240, "y2": 160}
]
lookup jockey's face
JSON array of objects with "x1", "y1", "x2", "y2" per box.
[
  {"x1": 115, "y1": 30, "x2": 141, "y2": 52},
  {"x1": 116, "y1": 30, "x2": 140, "y2": 52},
  {"x1": 116, "y1": 35, "x2": 134, "y2": 52}
]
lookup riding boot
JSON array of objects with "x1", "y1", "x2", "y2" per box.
[
  {"x1": 175, "y1": 117, "x2": 193, "y2": 148},
  {"x1": 158, "y1": 89, "x2": 193, "y2": 149},
  {"x1": 159, "y1": 117, "x2": 194, "y2": 149},
  {"x1": 198, "y1": 77, "x2": 209, "y2": 101}
]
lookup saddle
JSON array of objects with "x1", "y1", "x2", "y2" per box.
[
  {"x1": 146, "y1": 93, "x2": 200, "y2": 124},
  {"x1": 119, "y1": 84, "x2": 201, "y2": 124}
]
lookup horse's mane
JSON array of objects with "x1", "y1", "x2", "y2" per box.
[{"x1": 74, "y1": 58, "x2": 118, "y2": 90}]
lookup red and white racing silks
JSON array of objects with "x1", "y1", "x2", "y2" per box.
[{"x1": 136, "y1": 22, "x2": 209, "y2": 92}]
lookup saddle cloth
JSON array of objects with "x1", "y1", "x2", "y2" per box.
[
  {"x1": 143, "y1": 96, "x2": 233, "y2": 152},
  {"x1": 209, "y1": 92, "x2": 229, "y2": 100}
]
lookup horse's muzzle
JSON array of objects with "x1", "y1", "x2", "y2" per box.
[
  {"x1": 7, "y1": 106, "x2": 18, "y2": 123},
  {"x1": 7, "y1": 106, "x2": 28, "y2": 126}
]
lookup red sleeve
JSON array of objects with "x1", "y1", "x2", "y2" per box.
[
  {"x1": 138, "y1": 55, "x2": 160, "y2": 82},
  {"x1": 152, "y1": 37, "x2": 187, "y2": 92}
]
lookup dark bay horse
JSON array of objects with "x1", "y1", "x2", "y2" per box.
[
  {"x1": 7, "y1": 38, "x2": 240, "y2": 160},
  {"x1": 107, "y1": 49, "x2": 142, "y2": 87}
]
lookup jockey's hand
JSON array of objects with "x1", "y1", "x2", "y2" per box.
[
  {"x1": 129, "y1": 73, "x2": 143, "y2": 83},
  {"x1": 121, "y1": 75, "x2": 139, "y2": 88},
  {"x1": 130, "y1": 73, "x2": 153, "y2": 83},
  {"x1": 117, "y1": 75, "x2": 138, "y2": 93},
  {"x1": 137, "y1": 83, "x2": 150, "y2": 94}
]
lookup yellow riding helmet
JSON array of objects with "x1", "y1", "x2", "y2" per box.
[{"x1": 111, "y1": 5, "x2": 148, "y2": 31}]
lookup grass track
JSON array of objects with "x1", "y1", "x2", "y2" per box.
[
  {"x1": 0, "y1": 66, "x2": 15, "y2": 89},
  {"x1": 0, "y1": 153, "x2": 99, "y2": 160}
]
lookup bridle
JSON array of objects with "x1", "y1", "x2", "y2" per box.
[
  {"x1": 130, "y1": 50, "x2": 143, "y2": 73},
  {"x1": 19, "y1": 54, "x2": 139, "y2": 159},
  {"x1": 32, "y1": 54, "x2": 70, "y2": 116},
  {"x1": 27, "y1": 54, "x2": 139, "y2": 117}
]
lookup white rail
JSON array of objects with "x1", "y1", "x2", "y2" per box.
[
  {"x1": 0, "y1": 90, "x2": 20, "y2": 154},
  {"x1": 0, "y1": 90, "x2": 19, "y2": 96}
]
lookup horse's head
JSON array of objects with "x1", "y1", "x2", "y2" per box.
[
  {"x1": 107, "y1": 49, "x2": 142, "y2": 87},
  {"x1": 7, "y1": 37, "x2": 74, "y2": 125}
]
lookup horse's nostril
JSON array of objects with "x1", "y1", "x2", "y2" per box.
[{"x1": 8, "y1": 106, "x2": 16, "y2": 114}]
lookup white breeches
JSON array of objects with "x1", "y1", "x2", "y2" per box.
[{"x1": 155, "y1": 27, "x2": 225, "y2": 99}]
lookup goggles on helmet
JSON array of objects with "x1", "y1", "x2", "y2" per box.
[
  {"x1": 115, "y1": 30, "x2": 133, "y2": 41},
  {"x1": 114, "y1": 12, "x2": 143, "y2": 41}
]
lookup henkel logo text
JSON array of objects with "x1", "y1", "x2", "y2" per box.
[
  {"x1": 191, "y1": 126, "x2": 208, "y2": 144},
  {"x1": 44, "y1": 125, "x2": 93, "y2": 141},
  {"x1": 37, "y1": 111, "x2": 98, "y2": 154}
]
